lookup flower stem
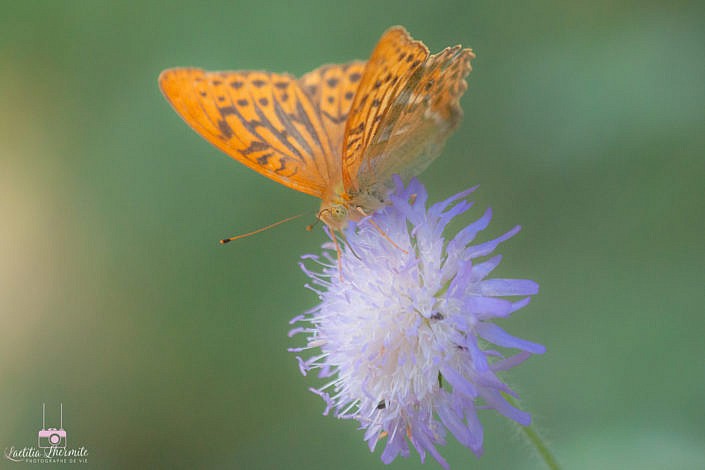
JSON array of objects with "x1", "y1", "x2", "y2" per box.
[{"x1": 504, "y1": 394, "x2": 561, "y2": 470}]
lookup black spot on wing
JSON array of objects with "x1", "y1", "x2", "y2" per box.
[
  {"x1": 218, "y1": 119, "x2": 233, "y2": 139},
  {"x1": 251, "y1": 98, "x2": 305, "y2": 161},
  {"x1": 270, "y1": 98, "x2": 315, "y2": 158},
  {"x1": 256, "y1": 153, "x2": 273, "y2": 165},
  {"x1": 321, "y1": 111, "x2": 347, "y2": 124},
  {"x1": 218, "y1": 106, "x2": 237, "y2": 116},
  {"x1": 241, "y1": 141, "x2": 270, "y2": 155}
]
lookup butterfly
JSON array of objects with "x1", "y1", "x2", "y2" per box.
[{"x1": 159, "y1": 26, "x2": 474, "y2": 233}]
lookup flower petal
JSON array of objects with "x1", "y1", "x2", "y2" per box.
[
  {"x1": 464, "y1": 296, "x2": 514, "y2": 319},
  {"x1": 447, "y1": 208, "x2": 493, "y2": 256},
  {"x1": 491, "y1": 351, "x2": 533, "y2": 371},
  {"x1": 440, "y1": 365, "x2": 478, "y2": 399},
  {"x1": 476, "y1": 323, "x2": 546, "y2": 354},
  {"x1": 469, "y1": 255, "x2": 502, "y2": 281},
  {"x1": 465, "y1": 225, "x2": 521, "y2": 259},
  {"x1": 480, "y1": 389, "x2": 531, "y2": 426},
  {"x1": 437, "y1": 395, "x2": 475, "y2": 448},
  {"x1": 476, "y1": 278, "x2": 539, "y2": 296}
]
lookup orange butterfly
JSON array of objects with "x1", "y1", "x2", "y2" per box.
[{"x1": 159, "y1": 26, "x2": 474, "y2": 233}]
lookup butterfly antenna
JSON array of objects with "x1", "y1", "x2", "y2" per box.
[
  {"x1": 220, "y1": 213, "x2": 306, "y2": 244},
  {"x1": 306, "y1": 217, "x2": 321, "y2": 232}
]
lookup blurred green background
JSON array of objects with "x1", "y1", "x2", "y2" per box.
[{"x1": 1, "y1": 1, "x2": 703, "y2": 468}]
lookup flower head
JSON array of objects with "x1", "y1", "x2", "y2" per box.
[{"x1": 290, "y1": 177, "x2": 544, "y2": 468}]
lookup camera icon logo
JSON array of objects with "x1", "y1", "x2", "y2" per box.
[{"x1": 38, "y1": 403, "x2": 67, "y2": 449}]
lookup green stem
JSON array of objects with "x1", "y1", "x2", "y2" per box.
[{"x1": 504, "y1": 394, "x2": 561, "y2": 470}]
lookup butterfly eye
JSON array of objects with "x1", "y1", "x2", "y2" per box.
[{"x1": 332, "y1": 206, "x2": 347, "y2": 218}]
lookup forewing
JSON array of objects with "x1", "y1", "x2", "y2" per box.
[
  {"x1": 298, "y1": 61, "x2": 366, "y2": 165},
  {"x1": 356, "y1": 46, "x2": 475, "y2": 190},
  {"x1": 159, "y1": 68, "x2": 334, "y2": 198},
  {"x1": 341, "y1": 26, "x2": 429, "y2": 192}
]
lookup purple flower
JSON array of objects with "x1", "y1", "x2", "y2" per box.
[{"x1": 289, "y1": 177, "x2": 545, "y2": 468}]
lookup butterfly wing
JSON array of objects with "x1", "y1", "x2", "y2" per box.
[
  {"x1": 356, "y1": 45, "x2": 475, "y2": 191},
  {"x1": 298, "y1": 61, "x2": 366, "y2": 166},
  {"x1": 159, "y1": 68, "x2": 335, "y2": 198},
  {"x1": 341, "y1": 26, "x2": 430, "y2": 192}
]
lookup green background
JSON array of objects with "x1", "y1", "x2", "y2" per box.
[{"x1": 1, "y1": 1, "x2": 703, "y2": 468}]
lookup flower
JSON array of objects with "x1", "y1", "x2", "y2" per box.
[{"x1": 289, "y1": 176, "x2": 545, "y2": 468}]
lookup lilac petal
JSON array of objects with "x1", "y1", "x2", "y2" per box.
[
  {"x1": 491, "y1": 351, "x2": 533, "y2": 371},
  {"x1": 437, "y1": 397, "x2": 474, "y2": 448},
  {"x1": 463, "y1": 334, "x2": 490, "y2": 372},
  {"x1": 483, "y1": 349, "x2": 504, "y2": 358},
  {"x1": 309, "y1": 388, "x2": 333, "y2": 415},
  {"x1": 440, "y1": 365, "x2": 478, "y2": 399},
  {"x1": 364, "y1": 425, "x2": 383, "y2": 451},
  {"x1": 295, "y1": 356, "x2": 308, "y2": 375},
  {"x1": 472, "y1": 370, "x2": 515, "y2": 396},
  {"x1": 463, "y1": 402, "x2": 484, "y2": 454},
  {"x1": 389, "y1": 193, "x2": 421, "y2": 224},
  {"x1": 469, "y1": 254, "x2": 502, "y2": 281},
  {"x1": 509, "y1": 296, "x2": 533, "y2": 313},
  {"x1": 289, "y1": 314, "x2": 306, "y2": 325},
  {"x1": 406, "y1": 177, "x2": 428, "y2": 210},
  {"x1": 381, "y1": 427, "x2": 406, "y2": 464},
  {"x1": 464, "y1": 296, "x2": 514, "y2": 319},
  {"x1": 447, "y1": 208, "x2": 493, "y2": 256},
  {"x1": 480, "y1": 389, "x2": 531, "y2": 426},
  {"x1": 476, "y1": 323, "x2": 546, "y2": 354},
  {"x1": 429, "y1": 184, "x2": 479, "y2": 218},
  {"x1": 465, "y1": 225, "x2": 521, "y2": 259},
  {"x1": 410, "y1": 425, "x2": 449, "y2": 469},
  {"x1": 476, "y1": 279, "x2": 539, "y2": 296},
  {"x1": 287, "y1": 326, "x2": 307, "y2": 337},
  {"x1": 446, "y1": 259, "x2": 473, "y2": 298},
  {"x1": 437, "y1": 200, "x2": 474, "y2": 231}
]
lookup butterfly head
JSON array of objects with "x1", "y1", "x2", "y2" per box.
[{"x1": 317, "y1": 203, "x2": 351, "y2": 232}]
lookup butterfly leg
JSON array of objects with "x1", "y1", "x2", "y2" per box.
[
  {"x1": 354, "y1": 207, "x2": 409, "y2": 255},
  {"x1": 328, "y1": 228, "x2": 344, "y2": 280},
  {"x1": 338, "y1": 230, "x2": 362, "y2": 261}
]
